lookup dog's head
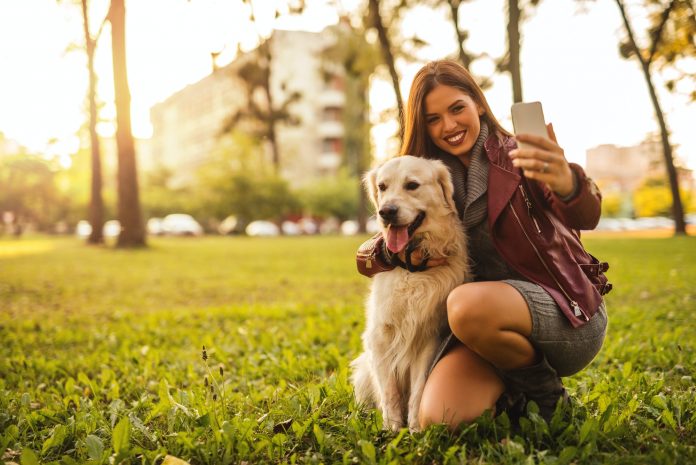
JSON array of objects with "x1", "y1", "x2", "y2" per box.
[{"x1": 364, "y1": 155, "x2": 457, "y2": 254}]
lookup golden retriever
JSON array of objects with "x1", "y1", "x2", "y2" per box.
[{"x1": 351, "y1": 155, "x2": 470, "y2": 431}]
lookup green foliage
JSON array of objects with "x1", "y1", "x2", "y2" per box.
[
  {"x1": 196, "y1": 132, "x2": 301, "y2": 223},
  {"x1": 0, "y1": 235, "x2": 695, "y2": 463},
  {"x1": 140, "y1": 165, "x2": 195, "y2": 219},
  {"x1": 600, "y1": 192, "x2": 623, "y2": 218},
  {"x1": 633, "y1": 177, "x2": 692, "y2": 217},
  {"x1": 0, "y1": 154, "x2": 71, "y2": 229},
  {"x1": 298, "y1": 170, "x2": 360, "y2": 220}
]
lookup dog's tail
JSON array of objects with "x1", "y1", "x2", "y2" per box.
[{"x1": 350, "y1": 353, "x2": 376, "y2": 407}]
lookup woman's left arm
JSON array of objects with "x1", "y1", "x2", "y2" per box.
[{"x1": 509, "y1": 123, "x2": 602, "y2": 230}]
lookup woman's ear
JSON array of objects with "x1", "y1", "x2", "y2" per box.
[
  {"x1": 363, "y1": 167, "x2": 380, "y2": 210},
  {"x1": 434, "y1": 161, "x2": 456, "y2": 213}
]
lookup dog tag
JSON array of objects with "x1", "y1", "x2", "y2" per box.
[{"x1": 366, "y1": 259, "x2": 372, "y2": 269}]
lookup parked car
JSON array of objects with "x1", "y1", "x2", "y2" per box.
[
  {"x1": 103, "y1": 220, "x2": 122, "y2": 237},
  {"x1": 341, "y1": 220, "x2": 359, "y2": 236},
  {"x1": 246, "y1": 220, "x2": 279, "y2": 237},
  {"x1": 76, "y1": 220, "x2": 92, "y2": 238},
  {"x1": 366, "y1": 216, "x2": 380, "y2": 234},
  {"x1": 281, "y1": 221, "x2": 302, "y2": 236},
  {"x1": 162, "y1": 214, "x2": 203, "y2": 236},
  {"x1": 218, "y1": 215, "x2": 245, "y2": 235},
  {"x1": 146, "y1": 217, "x2": 165, "y2": 236}
]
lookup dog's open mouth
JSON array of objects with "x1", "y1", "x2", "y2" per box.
[{"x1": 384, "y1": 211, "x2": 426, "y2": 254}]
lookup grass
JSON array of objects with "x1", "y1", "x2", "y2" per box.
[{"x1": 0, "y1": 234, "x2": 694, "y2": 464}]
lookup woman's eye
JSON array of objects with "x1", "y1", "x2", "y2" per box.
[
  {"x1": 405, "y1": 182, "x2": 420, "y2": 191},
  {"x1": 378, "y1": 183, "x2": 387, "y2": 191},
  {"x1": 426, "y1": 117, "x2": 439, "y2": 125},
  {"x1": 452, "y1": 105, "x2": 464, "y2": 113}
]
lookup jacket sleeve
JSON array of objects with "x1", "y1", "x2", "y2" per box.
[
  {"x1": 542, "y1": 163, "x2": 602, "y2": 230},
  {"x1": 356, "y1": 233, "x2": 395, "y2": 277}
]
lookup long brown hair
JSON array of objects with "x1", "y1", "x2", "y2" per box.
[{"x1": 400, "y1": 60, "x2": 511, "y2": 158}]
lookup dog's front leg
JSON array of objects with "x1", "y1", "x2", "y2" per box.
[
  {"x1": 407, "y1": 342, "x2": 438, "y2": 432},
  {"x1": 377, "y1": 372, "x2": 404, "y2": 431}
]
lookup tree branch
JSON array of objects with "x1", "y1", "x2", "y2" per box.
[
  {"x1": 615, "y1": 0, "x2": 648, "y2": 69},
  {"x1": 647, "y1": 0, "x2": 678, "y2": 66}
]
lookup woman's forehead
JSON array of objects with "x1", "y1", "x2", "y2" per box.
[{"x1": 424, "y1": 85, "x2": 473, "y2": 112}]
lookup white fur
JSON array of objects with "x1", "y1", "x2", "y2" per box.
[{"x1": 351, "y1": 155, "x2": 470, "y2": 431}]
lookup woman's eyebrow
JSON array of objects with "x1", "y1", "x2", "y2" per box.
[{"x1": 425, "y1": 100, "x2": 465, "y2": 117}]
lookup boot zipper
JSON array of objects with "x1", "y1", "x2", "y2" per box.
[
  {"x1": 508, "y1": 200, "x2": 589, "y2": 321},
  {"x1": 519, "y1": 185, "x2": 541, "y2": 234}
]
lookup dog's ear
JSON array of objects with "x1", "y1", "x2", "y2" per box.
[
  {"x1": 363, "y1": 166, "x2": 380, "y2": 210},
  {"x1": 434, "y1": 161, "x2": 456, "y2": 213}
]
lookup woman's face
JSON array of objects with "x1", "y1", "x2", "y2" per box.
[{"x1": 424, "y1": 84, "x2": 483, "y2": 160}]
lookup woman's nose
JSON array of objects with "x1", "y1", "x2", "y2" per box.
[{"x1": 442, "y1": 115, "x2": 457, "y2": 131}]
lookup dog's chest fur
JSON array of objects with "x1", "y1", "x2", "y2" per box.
[{"x1": 364, "y1": 250, "x2": 468, "y2": 374}]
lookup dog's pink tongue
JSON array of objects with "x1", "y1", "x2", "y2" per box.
[{"x1": 385, "y1": 225, "x2": 409, "y2": 254}]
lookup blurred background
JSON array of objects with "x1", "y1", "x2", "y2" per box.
[{"x1": 0, "y1": 0, "x2": 694, "y2": 246}]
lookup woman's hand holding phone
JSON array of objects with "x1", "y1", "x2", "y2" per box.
[{"x1": 509, "y1": 102, "x2": 576, "y2": 198}]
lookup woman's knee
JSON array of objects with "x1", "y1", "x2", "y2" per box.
[{"x1": 446, "y1": 285, "x2": 493, "y2": 346}]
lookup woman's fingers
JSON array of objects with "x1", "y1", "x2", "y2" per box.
[{"x1": 512, "y1": 156, "x2": 555, "y2": 174}]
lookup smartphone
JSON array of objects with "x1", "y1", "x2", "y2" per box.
[{"x1": 511, "y1": 101, "x2": 548, "y2": 150}]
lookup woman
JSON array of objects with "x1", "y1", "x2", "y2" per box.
[{"x1": 356, "y1": 60, "x2": 611, "y2": 429}]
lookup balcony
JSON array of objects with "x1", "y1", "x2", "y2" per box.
[
  {"x1": 318, "y1": 120, "x2": 344, "y2": 138},
  {"x1": 318, "y1": 89, "x2": 345, "y2": 107},
  {"x1": 318, "y1": 152, "x2": 341, "y2": 170}
]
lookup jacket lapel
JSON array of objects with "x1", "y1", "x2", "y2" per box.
[{"x1": 485, "y1": 134, "x2": 521, "y2": 226}]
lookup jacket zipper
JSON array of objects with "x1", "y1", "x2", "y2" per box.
[
  {"x1": 508, "y1": 198, "x2": 589, "y2": 321},
  {"x1": 519, "y1": 185, "x2": 541, "y2": 234}
]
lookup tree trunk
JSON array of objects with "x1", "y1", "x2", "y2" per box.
[
  {"x1": 368, "y1": 0, "x2": 404, "y2": 140},
  {"x1": 507, "y1": 0, "x2": 523, "y2": 103},
  {"x1": 615, "y1": 0, "x2": 686, "y2": 235},
  {"x1": 81, "y1": 0, "x2": 104, "y2": 245},
  {"x1": 448, "y1": 0, "x2": 472, "y2": 69},
  {"x1": 262, "y1": 42, "x2": 280, "y2": 173},
  {"x1": 110, "y1": 0, "x2": 146, "y2": 247}
]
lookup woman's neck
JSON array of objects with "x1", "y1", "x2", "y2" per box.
[{"x1": 455, "y1": 152, "x2": 472, "y2": 168}]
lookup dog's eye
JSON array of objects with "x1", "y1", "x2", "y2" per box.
[
  {"x1": 378, "y1": 183, "x2": 387, "y2": 192},
  {"x1": 405, "y1": 181, "x2": 420, "y2": 191}
]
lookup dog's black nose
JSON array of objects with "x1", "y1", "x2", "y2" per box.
[{"x1": 379, "y1": 205, "x2": 399, "y2": 222}]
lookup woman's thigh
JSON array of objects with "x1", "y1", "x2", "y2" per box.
[{"x1": 419, "y1": 342, "x2": 504, "y2": 430}]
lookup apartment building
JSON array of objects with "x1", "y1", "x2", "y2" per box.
[
  {"x1": 586, "y1": 138, "x2": 693, "y2": 194},
  {"x1": 149, "y1": 28, "x2": 347, "y2": 188}
]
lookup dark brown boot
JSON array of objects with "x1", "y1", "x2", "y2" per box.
[{"x1": 499, "y1": 356, "x2": 568, "y2": 422}]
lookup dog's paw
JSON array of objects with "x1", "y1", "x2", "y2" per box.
[
  {"x1": 382, "y1": 417, "x2": 404, "y2": 432},
  {"x1": 407, "y1": 414, "x2": 421, "y2": 432}
]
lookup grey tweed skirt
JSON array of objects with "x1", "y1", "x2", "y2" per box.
[{"x1": 428, "y1": 279, "x2": 608, "y2": 378}]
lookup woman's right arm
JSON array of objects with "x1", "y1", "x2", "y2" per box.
[{"x1": 356, "y1": 233, "x2": 395, "y2": 277}]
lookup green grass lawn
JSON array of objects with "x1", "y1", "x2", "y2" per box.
[{"x1": 0, "y1": 235, "x2": 694, "y2": 464}]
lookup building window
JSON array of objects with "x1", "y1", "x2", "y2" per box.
[
  {"x1": 327, "y1": 74, "x2": 345, "y2": 91},
  {"x1": 322, "y1": 137, "x2": 342, "y2": 154},
  {"x1": 322, "y1": 107, "x2": 342, "y2": 122}
]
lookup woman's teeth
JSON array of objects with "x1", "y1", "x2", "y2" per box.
[{"x1": 445, "y1": 131, "x2": 465, "y2": 145}]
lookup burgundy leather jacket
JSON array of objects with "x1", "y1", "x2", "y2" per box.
[{"x1": 356, "y1": 133, "x2": 612, "y2": 328}]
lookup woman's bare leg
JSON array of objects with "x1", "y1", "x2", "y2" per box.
[
  {"x1": 419, "y1": 281, "x2": 541, "y2": 429},
  {"x1": 419, "y1": 343, "x2": 504, "y2": 430}
]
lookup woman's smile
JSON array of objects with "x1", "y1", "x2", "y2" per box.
[{"x1": 444, "y1": 130, "x2": 467, "y2": 146}]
